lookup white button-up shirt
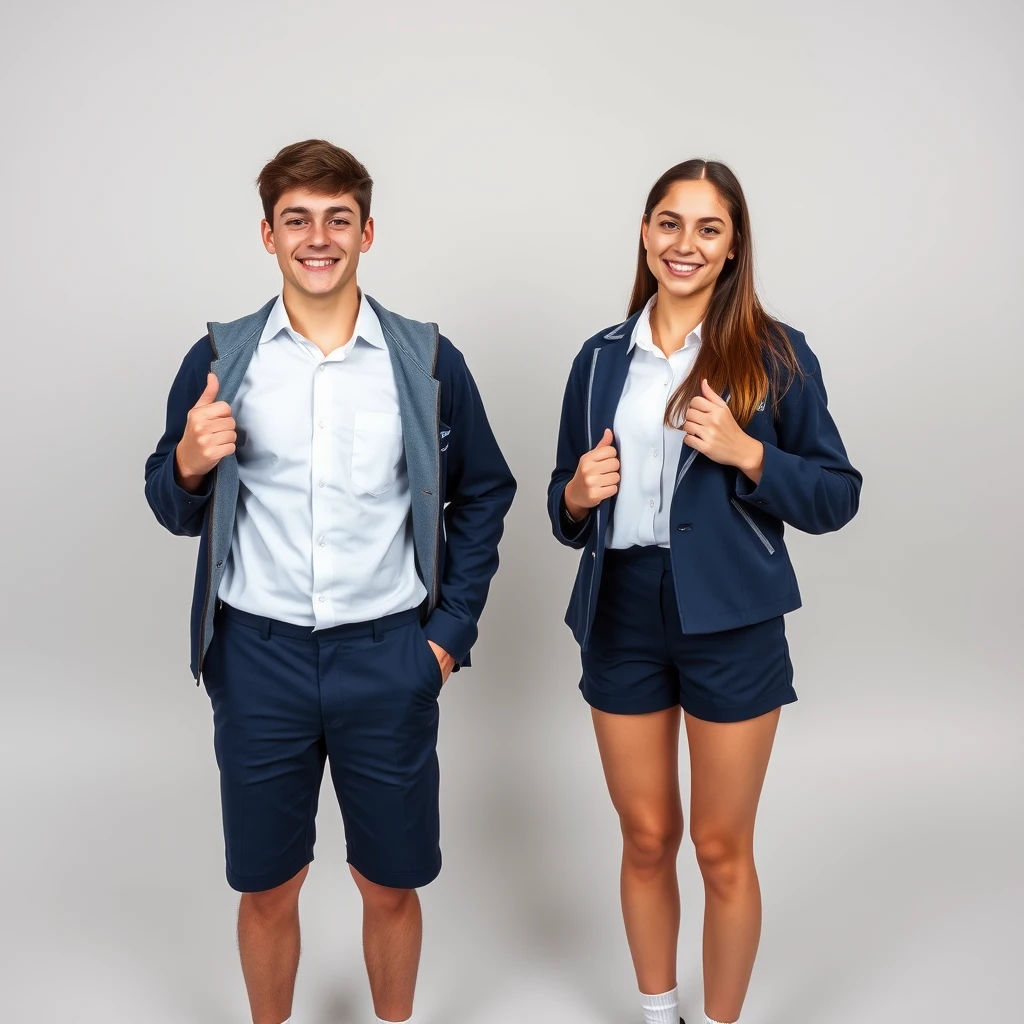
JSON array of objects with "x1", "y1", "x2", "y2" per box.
[
  {"x1": 607, "y1": 296, "x2": 702, "y2": 550},
  {"x1": 218, "y1": 293, "x2": 428, "y2": 627}
]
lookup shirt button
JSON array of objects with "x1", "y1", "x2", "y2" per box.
[
  {"x1": 318, "y1": 596, "x2": 325, "y2": 603},
  {"x1": 319, "y1": 537, "x2": 326, "y2": 547},
  {"x1": 653, "y1": 448, "x2": 659, "y2": 457},
  {"x1": 649, "y1": 499, "x2": 655, "y2": 508},
  {"x1": 318, "y1": 419, "x2": 325, "y2": 428},
  {"x1": 318, "y1": 364, "x2": 326, "y2": 372},
  {"x1": 318, "y1": 478, "x2": 325, "y2": 488}
]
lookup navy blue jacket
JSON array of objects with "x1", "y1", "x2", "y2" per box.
[
  {"x1": 146, "y1": 295, "x2": 516, "y2": 680},
  {"x1": 547, "y1": 312, "x2": 861, "y2": 650}
]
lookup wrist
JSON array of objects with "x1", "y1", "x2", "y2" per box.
[
  {"x1": 737, "y1": 439, "x2": 765, "y2": 483},
  {"x1": 562, "y1": 481, "x2": 588, "y2": 523},
  {"x1": 174, "y1": 447, "x2": 206, "y2": 494}
]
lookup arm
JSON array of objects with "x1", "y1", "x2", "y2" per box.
[
  {"x1": 734, "y1": 334, "x2": 862, "y2": 534},
  {"x1": 546, "y1": 350, "x2": 595, "y2": 548},
  {"x1": 422, "y1": 342, "x2": 517, "y2": 668},
  {"x1": 144, "y1": 339, "x2": 216, "y2": 537}
]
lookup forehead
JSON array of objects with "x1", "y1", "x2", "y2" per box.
[
  {"x1": 273, "y1": 188, "x2": 361, "y2": 218},
  {"x1": 653, "y1": 179, "x2": 731, "y2": 221}
]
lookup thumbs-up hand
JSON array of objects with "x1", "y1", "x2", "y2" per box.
[
  {"x1": 564, "y1": 427, "x2": 620, "y2": 521},
  {"x1": 683, "y1": 379, "x2": 764, "y2": 482},
  {"x1": 174, "y1": 373, "x2": 237, "y2": 491}
]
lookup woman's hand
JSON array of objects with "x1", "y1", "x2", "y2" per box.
[
  {"x1": 683, "y1": 380, "x2": 764, "y2": 484},
  {"x1": 563, "y1": 428, "x2": 620, "y2": 520}
]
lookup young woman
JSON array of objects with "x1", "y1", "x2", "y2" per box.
[{"x1": 547, "y1": 161, "x2": 861, "y2": 1024}]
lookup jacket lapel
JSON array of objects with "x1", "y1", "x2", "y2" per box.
[{"x1": 588, "y1": 312, "x2": 641, "y2": 531}]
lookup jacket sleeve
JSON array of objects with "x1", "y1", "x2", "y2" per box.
[
  {"x1": 546, "y1": 348, "x2": 594, "y2": 548},
  {"x1": 734, "y1": 332, "x2": 862, "y2": 534},
  {"x1": 423, "y1": 342, "x2": 517, "y2": 667},
  {"x1": 144, "y1": 338, "x2": 214, "y2": 538}
]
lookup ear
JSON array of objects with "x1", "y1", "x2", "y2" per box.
[
  {"x1": 640, "y1": 216, "x2": 650, "y2": 252},
  {"x1": 260, "y1": 218, "x2": 276, "y2": 255},
  {"x1": 360, "y1": 215, "x2": 375, "y2": 254}
]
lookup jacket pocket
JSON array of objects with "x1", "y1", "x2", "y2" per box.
[{"x1": 731, "y1": 498, "x2": 775, "y2": 555}]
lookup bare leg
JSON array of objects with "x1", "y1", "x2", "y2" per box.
[
  {"x1": 350, "y1": 866, "x2": 422, "y2": 1021},
  {"x1": 686, "y1": 708, "x2": 780, "y2": 1023},
  {"x1": 592, "y1": 706, "x2": 684, "y2": 995},
  {"x1": 237, "y1": 865, "x2": 308, "y2": 1024}
]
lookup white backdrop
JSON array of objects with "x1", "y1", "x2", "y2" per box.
[{"x1": 1, "y1": 1, "x2": 1021, "y2": 1021}]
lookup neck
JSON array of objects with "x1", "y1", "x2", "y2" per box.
[
  {"x1": 282, "y1": 277, "x2": 361, "y2": 356},
  {"x1": 650, "y1": 287, "x2": 707, "y2": 356}
]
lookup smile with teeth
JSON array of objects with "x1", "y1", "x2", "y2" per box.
[
  {"x1": 299, "y1": 257, "x2": 339, "y2": 268},
  {"x1": 665, "y1": 260, "x2": 704, "y2": 274}
]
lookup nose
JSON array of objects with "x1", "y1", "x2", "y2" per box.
[
  {"x1": 672, "y1": 229, "x2": 697, "y2": 255},
  {"x1": 307, "y1": 221, "x2": 330, "y2": 248}
]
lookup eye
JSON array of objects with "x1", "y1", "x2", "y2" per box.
[
  {"x1": 659, "y1": 220, "x2": 678, "y2": 230},
  {"x1": 285, "y1": 219, "x2": 305, "y2": 227},
  {"x1": 700, "y1": 226, "x2": 720, "y2": 235},
  {"x1": 329, "y1": 219, "x2": 351, "y2": 227}
]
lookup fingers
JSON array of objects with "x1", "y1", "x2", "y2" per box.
[
  {"x1": 198, "y1": 427, "x2": 237, "y2": 447},
  {"x1": 701, "y1": 379, "x2": 727, "y2": 405},
  {"x1": 598, "y1": 427, "x2": 614, "y2": 448},
  {"x1": 195, "y1": 401, "x2": 233, "y2": 421},
  {"x1": 195, "y1": 373, "x2": 220, "y2": 408},
  {"x1": 686, "y1": 397, "x2": 715, "y2": 415}
]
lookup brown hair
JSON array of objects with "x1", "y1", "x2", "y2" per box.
[
  {"x1": 630, "y1": 160, "x2": 799, "y2": 428},
  {"x1": 256, "y1": 139, "x2": 373, "y2": 227}
]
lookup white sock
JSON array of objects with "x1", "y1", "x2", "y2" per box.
[
  {"x1": 641, "y1": 987, "x2": 678, "y2": 1024},
  {"x1": 705, "y1": 1014, "x2": 737, "y2": 1024},
  {"x1": 376, "y1": 1016, "x2": 412, "y2": 1023}
]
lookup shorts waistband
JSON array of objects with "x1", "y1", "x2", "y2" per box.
[
  {"x1": 603, "y1": 545, "x2": 673, "y2": 570},
  {"x1": 218, "y1": 602, "x2": 423, "y2": 642}
]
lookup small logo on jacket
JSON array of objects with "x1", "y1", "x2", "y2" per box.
[{"x1": 440, "y1": 428, "x2": 450, "y2": 452}]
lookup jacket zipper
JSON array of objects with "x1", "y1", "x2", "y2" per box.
[
  {"x1": 731, "y1": 498, "x2": 775, "y2": 554},
  {"x1": 196, "y1": 326, "x2": 220, "y2": 682}
]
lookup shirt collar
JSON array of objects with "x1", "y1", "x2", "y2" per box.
[
  {"x1": 627, "y1": 294, "x2": 702, "y2": 355},
  {"x1": 258, "y1": 290, "x2": 387, "y2": 350}
]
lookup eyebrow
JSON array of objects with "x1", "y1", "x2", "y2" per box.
[
  {"x1": 658, "y1": 210, "x2": 726, "y2": 225},
  {"x1": 278, "y1": 205, "x2": 356, "y2": 218}
]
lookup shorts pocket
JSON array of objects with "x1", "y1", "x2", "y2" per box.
[
  {"x1": 415, "y1": 626, "x2": 444, "y2": 695},
  {"x1": 352, "y1": 411, "x2": 404, "y2": 496}
]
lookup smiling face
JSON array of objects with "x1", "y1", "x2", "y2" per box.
[
  {"x1": 261, "y1": 189, "x2": 374, "y2": 300},
  {"x1": 641, "y1": 178, "x2": 735, "y2": 305}
]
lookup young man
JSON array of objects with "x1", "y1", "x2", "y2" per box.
[{"x1": 145, "y1": 140, "x2": 516, "y2": 1024}]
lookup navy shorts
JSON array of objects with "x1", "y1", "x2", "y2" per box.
[
  {"x1": 202, "y1": 603, "x2": 444, "y2": 893},
  {"x1": 581, "y1": 546, "x2": 797, "y2": 722}
]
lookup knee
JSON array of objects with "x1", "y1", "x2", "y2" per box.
[
  {"x1": 242, "y1": 870, "x2": 305, "y2": 922},
  {"x1": 351, "y1": 869, "x2": 416, "y2": 916},
  {"x1": 622, "y1": 819, "x2": 683, "y2": 874},
  {"x1": 691, "y1": 832, "x2": 752, "y2": 900}
]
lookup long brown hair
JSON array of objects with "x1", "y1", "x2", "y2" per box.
[{"x1": 629, "y1": 160, "x2": 799, "y2": 427}]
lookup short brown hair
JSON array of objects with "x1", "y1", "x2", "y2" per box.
[{"x1": 257, "y1": 139, "x2": 373, "y2": 226}]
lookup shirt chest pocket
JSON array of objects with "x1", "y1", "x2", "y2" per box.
[{"x1": 351, "y1": 410, "x2": 405, "y2": 496}]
